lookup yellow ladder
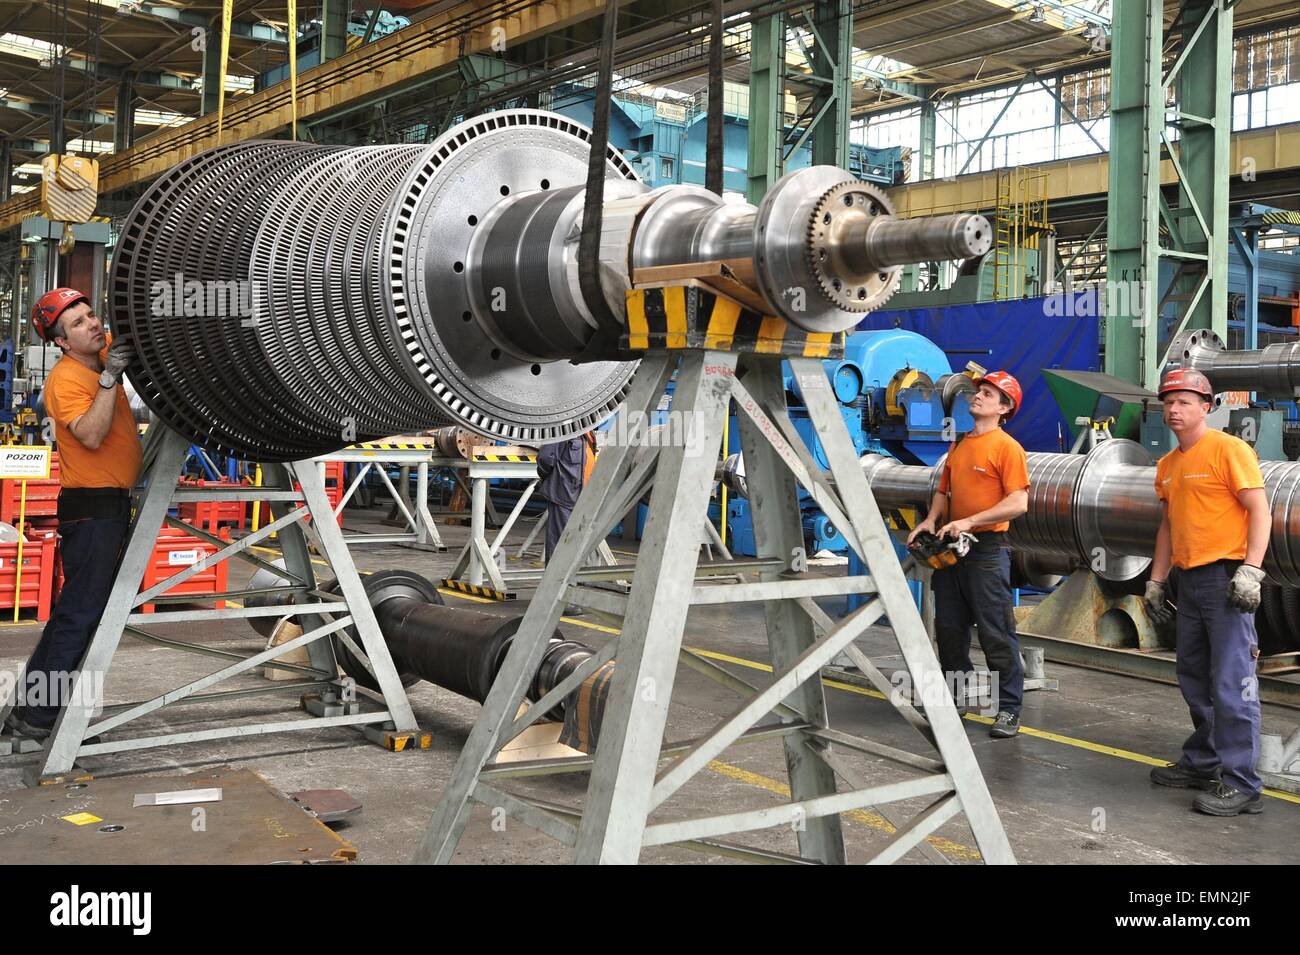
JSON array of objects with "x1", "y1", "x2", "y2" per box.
[{"x1": 993, "y1": 169, "x2": 1015, "y2": 301}]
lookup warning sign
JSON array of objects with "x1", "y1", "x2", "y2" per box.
[{"x1": 0, "y1": 446, "x2": 51, "y2": 480}]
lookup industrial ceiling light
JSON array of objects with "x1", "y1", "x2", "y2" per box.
[
  {"x1": 117, "y1": 0, "x2": 141, "y2": 14},
  {"x1": 1029, "y1": 3, "x2": 1046, "y2": 23}
]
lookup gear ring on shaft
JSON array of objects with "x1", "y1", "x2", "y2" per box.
[{"x1": 806, "y1": 180, "x2": 901, "y2": 313}]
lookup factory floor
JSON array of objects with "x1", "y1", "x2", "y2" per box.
[{"x1": 2, "y1": 507, "x2": 1298, "y2": 865}]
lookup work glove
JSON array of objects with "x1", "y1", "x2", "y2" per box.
[
  {"x1": 103, "y1": 335, "x2": 133, "y2": 383},
  {"x1": 1227, "y1": 564, "x2": 1266, "y2": 614},
  {"x1": 1143, "y1": 579, "x2": 1173, "y2": 625}
]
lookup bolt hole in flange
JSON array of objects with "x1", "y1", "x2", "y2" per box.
[
  {"x1": 467, "y1": 214, "x2": 478, "y2": 226},
  {"x1": 490, "y1": 348, "x2": 502, "y2": 360},
  {"x1": 531, "y1": 364, "x2": 542, "y2": 376},
  {"x1": 500, "y1": 184, "x2": 510, "y2": 196},
  {"x1": 540, "y1": 178, "x2": 550, "y2": 189},
  {"x1": 453, "y1": 261, "x2": 464, "y2": 273},
  {"x1": 462, "y1": 310, "x2": 472, "y2": 322}
]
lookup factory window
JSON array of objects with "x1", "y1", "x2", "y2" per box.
[{"x1": 660, "y1": 157, "x2": 675, "y2": 180}]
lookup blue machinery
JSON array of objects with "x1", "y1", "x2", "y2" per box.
[{"x1": 720, "y1": 328, "x2": 974, "y2": 557}]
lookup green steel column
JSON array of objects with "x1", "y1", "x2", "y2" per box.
[
  {"x1": 0, "y1": 139, "x2": 10, "y2": 202},
  {"x1": 1175, "y1": 0, "x2": 1231, "y2": 338},
  {"x1": 1104, "y1": 0, "x2": 1163, "y2": 388},
  {"x1": 320, "y1": 0, "x2": 350, "y2": 63},
  {"x1": 919, "y1": 99, "x2": 936, "y2": 181},
  {"x1": 201, "y1": 16, "x2": 224, "y2": 115},
  {"x1": 809, "y1": 0, "x2": 851, "y2": 168},
  {"x1": 747, "y1": 13, "x2": 785, "y2": 203},
  {"x1": 114, "y1": 72, "x2": 136, "y2": 152}
]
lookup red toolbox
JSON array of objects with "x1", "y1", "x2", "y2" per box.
[
  {"x1": 0, "y1": 452, "x2": 60, "y2": 527},
  {"x1": 177, "y1": 479, "x2": 249, "y2": 534},
  {"x1": 137, "y1": 527, "x2": 230, "y2": 613},
  {"x1": 0, "y1": 533, "x2": 56, "y2": 622}
]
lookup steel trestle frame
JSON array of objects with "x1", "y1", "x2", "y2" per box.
[
  {"x1": 0, "y1": 427, "x2": 420, "y2": 779},
  {"x1": 416, "y1": 350, "x2": 1014, "y2": 865}
]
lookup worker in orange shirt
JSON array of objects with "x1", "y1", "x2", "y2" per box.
[
  {"x1": 908, "y1": 372, "x2": 1030, "y2": 738},
  {"x1": 1144, "y1": 367, "x2": 1270, "y2": 816},
  {"x1": 4, "y1": 288, "x2": 140, "y2": 740}
]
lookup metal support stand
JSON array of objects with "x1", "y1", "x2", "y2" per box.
[
  {"x1": 0, "y1": 427, "x2": 422, "y2": 780},
  {"x1": 1259, "y1": 725, "x2": 1300, "y2": 796},
  {"x1": 317, "y1": 448, "x2": 445, "y2": 550},
  {"x1": 416, "y1": 350, "x2": 1014, "y2": 864},
  {"x1": 442, "y1": 453, "x2": 540, "y2": 599}
]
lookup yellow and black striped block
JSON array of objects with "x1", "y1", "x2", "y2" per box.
[
  {"x1": 624, "y1": 286, "x2": 843, "y2": 359},
  {"x1": 470, "y1": 452, "x2": 536, "y2": 463},
  {"x1": 349, "y1": 440, "x2": 434, "y2": 450},
  {"x1": 440, "y1": 578, "x2": 516, "y2": 601},
  {"x1": 1261, "y1": 211, "x2": 1300, "y2": 226}
]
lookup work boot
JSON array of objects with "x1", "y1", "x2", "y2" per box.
[
  {"x1": 4, "y1": 709, "x2": 52, "y2": 741},
  {"x1": 988, "y1": 710, "x2": 1020, "y2": 738},
  {"x1": 1193, "y1": 782, "x2": 1263, "y2": 817},
  {"x1": 1149, "y1": 762, "x2": 1218, "y2": 790}
]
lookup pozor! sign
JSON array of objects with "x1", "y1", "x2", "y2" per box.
[{"x1": 0, "y1": 446, "x2": 51, "y2": 480}]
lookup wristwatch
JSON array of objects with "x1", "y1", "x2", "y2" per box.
[{"x1": 99, "y1": 369, "x2": 117, "y2": 390}]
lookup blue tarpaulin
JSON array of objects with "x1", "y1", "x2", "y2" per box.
[{"x1": 859, "y1": 291, "x2": 1101, "y2": 453}]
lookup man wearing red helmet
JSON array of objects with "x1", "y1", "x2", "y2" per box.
[
  {"x1": 908, "y1": 371, "x2": 1030, "y2": 738},
  {"x1": 1144, "y1": 366, "x2": 1270, "y2": 816},
  {"x1": 5, "y1": 288, "x2": 140, "y2": 740}
]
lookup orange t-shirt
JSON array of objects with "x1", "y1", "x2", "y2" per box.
[
  {"x1": 938, "y1": 428, "x2": 1030, "y2": 532},
  {"x1": 44, "y1": 342, "x2": 143, "y2": 489},
  {"x1": 1155, "y1": 429, "x2": 1263, "y2": 570}
]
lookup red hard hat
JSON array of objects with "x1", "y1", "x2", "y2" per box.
[
  {"x1": 1158, "y1": 367, "x2": 1214, "y2": 400},
  {"x1": 31, "y1": 287, "x2": 89, "y2": 342},
  {"x1": 974, "y1": 370, "x2": 1022, "y2": 418}
]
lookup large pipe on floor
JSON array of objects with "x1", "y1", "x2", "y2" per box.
[
  {"x1": 109, "y1": 110, "x2": 990, "y2": 462},
  {"x1": 858, "y1": 441, "x2": 1300, "y2": 587},
  {"x1": 246, "y1": 568, "x2": 594, "y2": 715},
  {"x1": 1165, "y1": 329, "x2": 1300, "y2": 399}
]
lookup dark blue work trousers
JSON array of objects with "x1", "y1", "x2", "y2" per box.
[
  {"x1": 544, "y1": 503, "x2": 574, "y2": 562},
  {"x1": 932, "y1": 540, "x2": 1025, "y2": 715},
  {"x1": 1174, "y1": 561, "x2": 1262, "y2": 795},
  {"x1": 21, "y1": 516, "x2": 130, "y2": 726}
]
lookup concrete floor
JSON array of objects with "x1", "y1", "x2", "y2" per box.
[{"x1": 2, "y1": 506, "x2": 1298, "y2": 865}]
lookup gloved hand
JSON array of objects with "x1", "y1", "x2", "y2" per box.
[
  {"x1": 1143, "y1": 579, "x2": 1173, "y2": 625},
  {"x1": 103, "y1": 335, "x2": 133, "y2": 382},
  {"x1": 907, "y1": 518, "x2": 936, "y2": 545},
  {"x1": 1227, "y1": 564, "x2": 1266, "y2": 613}
]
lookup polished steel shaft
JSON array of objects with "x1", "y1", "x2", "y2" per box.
[
  {"x1": 850, "y1": 213, "x2": 991, "y2": 272},
  {"x1": 1166, "y1": 329, "x2": 1300, "y2": 399},
  {"x1": 860, "y1": 443, "x2": 1300, "y2": 587}
]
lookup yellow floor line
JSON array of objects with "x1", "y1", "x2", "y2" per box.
[
  {"x1": 706, "y1": 758, "x2": 982, "y2": 862},
  {"x1": 240, "y1": 545, "x2": 1300, "y2": 809},
  {"x1": 687, "y1": 649, "x2": 1300, "y2": 806}
]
